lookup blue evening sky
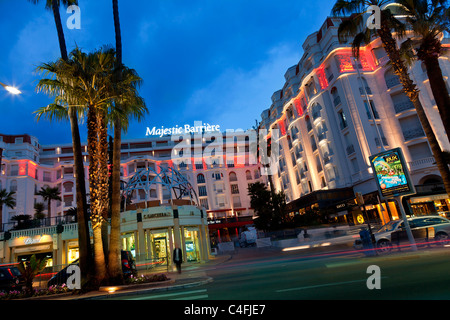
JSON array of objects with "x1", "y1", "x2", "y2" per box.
[{"x1": 0, "y1": 0, "x2": 335, "y2": 145}]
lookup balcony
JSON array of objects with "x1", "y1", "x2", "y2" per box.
[
  {"x1": 408, "y1": 156, "x2": 435, "y2": 171},
  {"x1": 394, "y1": 100, "x2": 415, "y2": 114},
  {"x1": 402, "y1": 127, "x2": 425, "y2": 141},
  {"x1": 346, "y1": 144, "x2": 355, "y2": 155},
  {"x1": 359, "y1": 86, "x2": 372, "y2": 95},
  {"x1": 385, "y1": 76, "x2": 401, "y2": 89}
]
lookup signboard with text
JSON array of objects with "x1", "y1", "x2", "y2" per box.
[{"x1": 369, "y1": 148, "x2": 415, "y2": 199}]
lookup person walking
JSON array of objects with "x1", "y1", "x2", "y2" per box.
[{"x1": 173, "y1": 247, "x2": 183, "y2": 273}]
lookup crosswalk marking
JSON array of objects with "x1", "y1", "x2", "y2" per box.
[{"x1": 125, "y1": 289, "x2": 208, "y2": 300}]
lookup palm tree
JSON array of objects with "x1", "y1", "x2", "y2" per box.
[
  {"x1": 332, "y1": 0, "x2": 450, "y2": 197},
  {"x1": 17, "y1": 254, "x2": 48, "y2": 294},
  {"x1": 394, "y1": 0, "x2": 450, "y2": 138},
  {"x1": 34, "y1": 202, "x2": 46, "y2": 220},
  {"x1": 35, "y1": 47, "x2": 146, "y2": 284},
  {"x1": 109, "y1": 0, "x2": 125, "y2": 283},
  {"x1": 35, "y1": 186, "x2": 62, "y2": 220},
  {"x1": 108, "y1": 0, "x2": 148, "y2": 283},
  {"x1": 0, "y1": 189, "x2": 16, "y2": 231},
  {"x1": 28, "y1": 0, "x2": 92, "y2": 285}
]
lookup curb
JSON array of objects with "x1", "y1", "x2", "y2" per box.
[{"x1": 75, "y1": 276, "x2": 214, "y2": 300}]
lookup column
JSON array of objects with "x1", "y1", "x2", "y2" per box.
[{"x1": 136, "y1": 209, "x2": 146, "y2": 262}]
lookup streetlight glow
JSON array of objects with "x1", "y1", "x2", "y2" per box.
[
  {"x1": 0, "y1": 82, "x2": 21, "y2": 95},
  {"x1": 4, "y1": 85, "x2": 21, "y2": 95}
]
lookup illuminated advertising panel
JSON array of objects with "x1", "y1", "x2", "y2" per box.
[{"x1": 369, "y1": 148, "x2": 415, "y2": 198}]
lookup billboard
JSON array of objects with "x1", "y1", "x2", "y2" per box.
[{"x1": 369, "y1": 148, "x2": 415, "y2": 198}]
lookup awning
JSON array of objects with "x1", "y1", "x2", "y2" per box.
[
  {"x1": 208, "y1": 220, "x2": 253, "y2": 230},
  {"x1": 14, "y1": 244, "x2": 52, "y2": 254},
  {"x1": 409, "y1": 194, "x2": 448, "y2": 204}
]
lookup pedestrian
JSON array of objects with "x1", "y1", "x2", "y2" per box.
[{"x1": 173, "y1": 247, "x2": 183, "y2": 273}]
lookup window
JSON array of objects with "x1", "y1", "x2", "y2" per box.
[
  {"x1": 384, "y1": 68, "x2": 401, "y2": 89},
  {"x1": 375, "y1": 124, "x2": 388, "y2": 147},
  {"x1": 364, "y1": 100, "x2": 379, "y2": 119},
  {"x1": 350, "y1": 158, "x2": 360, "y2": 173},
  {"x1": 331, "y1": 87, "x2": 341, "y2": 107},
  {"x1": 231, "y1": 184, "x2": 239, "y2": 194},
  {"x1": 43, "y1": 171, "x2": 51, "y2": 182},
  {"x1": 233, "y1": 196, "x2": 241, "y2": 207},
  {"x1": 399, "y1": 115, "x2": 425, "y2": 141},
  {"x1": 245, "y1": 170, "x2": 252, "y2": 180},
  {"x1": 195, "y1": 162, "x2": 204, "y2": 170},
  {"x1": 197, "y1": 174, "x2": 205, "y2": 184},
  {"x1": 229, "y1": 172, "x2": 237, "y2": 182},
  {"x1": 310, "y1": 135, "x2": 317, "y2": 152},
  {"x1": 391, "y1": 92, "x2": 414, "y2": 114},
  {"x1": 10, "y1": 165, "x2": 18, "y2": 176},
  {"x1": 15, "y1": 137, "x2": 23, "y2": 144},
  {"x1": 200, "y1": 198, "x2": 209, "y2": 209},
  {"x1": 290, "y1": 125, "x2": 299, "y2": 141},
  {"x1": 198, "y1": 186, "x2": 207, "y2": 197},
  {"x1": 358, "y1": 77, "x2": 372, "y2": 95},
  {"x1": 10, "y1": 180, "x2": 17, "y2": 193},
  {"x1": 408, "y1": 142, "x2": 432, "y2": 161},
  {"x1": 316, "y1": 155, "x2": 322, "y2": 173},
  {"x1": 212, "y1": 172, "x2": 222, "y2": 180},
  {"x1": 338, "y1": 110, "x2": 348, "y2": 129}
]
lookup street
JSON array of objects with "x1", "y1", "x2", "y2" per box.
[{"x1": 108, "y1": 245, "x2": 450, "y2": 300}]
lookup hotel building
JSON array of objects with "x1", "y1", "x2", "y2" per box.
[
  {"x1": 259, "y1": 16, "x2": 450, "y2": 225},
  {"x1": 0, "y1": 130, "x2": 262, "y2": 267}
]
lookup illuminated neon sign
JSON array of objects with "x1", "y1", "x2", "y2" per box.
[{"x1": 146, "y1": 122, "x2": 221, "y2": 137}]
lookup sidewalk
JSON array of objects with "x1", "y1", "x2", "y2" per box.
[{"x1": 46, "y1": 254, "x2": 231, "y2": 300}]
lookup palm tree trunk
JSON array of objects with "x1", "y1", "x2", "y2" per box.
[
  {"x1": 87, "y1": 107, "x2": 106, "y2": 283},
  {"x1": 68, "y1": 107, "x2": 93, "y2": 284},
  {"x1": 51, "y1": 0, "x2": 93, "y2": 284},
  {"x1": 108, "y1": 0, "x2": 124, "y2": 283},
  {"x1": 377, "y1": 25, "x2": 450, "y2": 197},
  {"x1": 422, "y1": 54, "x2": 450, "y2": 138},
  {"x1": 47, "y1": 198, "x2": 51, "y2": 221},
  {"x1": 97, "y1": 110, "x2": 110, "y2": 264}
]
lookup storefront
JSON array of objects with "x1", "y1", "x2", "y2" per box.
[
  {"x1": 1, "y1": 204, "x2": 210, "y2": 271},
  {"x1": 346, "y1": 191, "x2": 400, "y2": 227},
  {"x1": 405, "y1": 183, "x2": 450, "y2": 218},
  {"x1": 120, "y1": 204, "x2": 210, "y2": 269},
  {"x1": 4, "y1": 234, "x2": 55, "y2": 267}
]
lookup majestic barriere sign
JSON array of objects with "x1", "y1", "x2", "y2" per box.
[
  {"x1": 146, "y1": 123, "x2": 220, "y2": 137},
  {"x1": 369, "y1": 147, "x2": 415, "y2": 198}
]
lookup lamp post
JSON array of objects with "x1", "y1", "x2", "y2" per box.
[{"x1": 0, "y1": 82, "x2": 21, "y2": 95}]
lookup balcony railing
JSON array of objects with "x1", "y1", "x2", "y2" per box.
[
  {"x1": 385, "y1": 76, "x2": 401, "y2": 89},
  {"x1": 1, "y1": 216, "x2": 77, "y2": 233},
  {"x1": 408, "y1": 157, "x2": 435, "y2": 171},
  {"x1": 402, "y1": 127, "x2": 425, "y2": 141},
  {"x1": 394, "y1": 100, "x2": 415, "y2": 114}
]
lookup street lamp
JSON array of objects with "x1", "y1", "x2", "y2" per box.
[{"x1": 0, "y1": 81, "x2": 21, "y2": 95}]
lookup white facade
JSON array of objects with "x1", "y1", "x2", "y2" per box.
[
  {"x1": 0, "y1": 131, "x2": 262, "y2": 231},
  {"x1": 259, "y1": 17, "x2": 450, "y2": 206}
]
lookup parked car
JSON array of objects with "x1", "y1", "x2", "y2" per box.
[
  {"x1": 354, "y1": 215, "x2": 450, "y2": 253},
  {"x1": 0, "y1": 266, "x2": 25, "y2": 292},
  {"x1": 47, "y1": 250, "x2": 137, "y2": 288}
]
